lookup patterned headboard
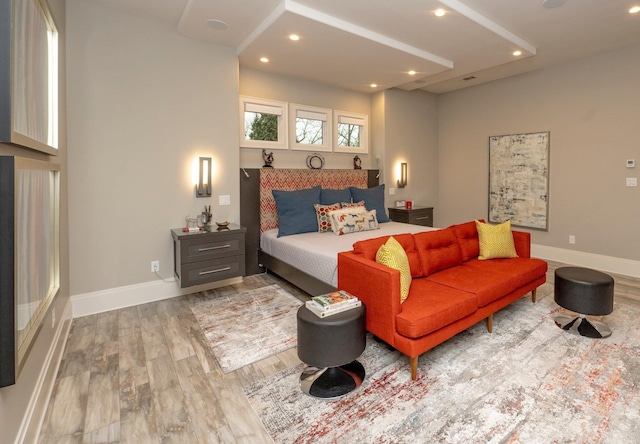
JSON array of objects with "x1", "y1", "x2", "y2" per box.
[{"x1": 259, "y1": 168, "x2": 369, "y2": 233}]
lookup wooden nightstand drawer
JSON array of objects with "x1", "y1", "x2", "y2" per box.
[
  {"x1": 171, "y1": 225, "x2": 246, "y2": 288},
  {"x1": 180, "y1": 256, "x2": 245, "y2": 288},
  {"x1": 180, "y1": 232, "x2": 244, "y2": 263},
  {"x1": 388, "y1": 206, "x2": 434, "y2": 227}
]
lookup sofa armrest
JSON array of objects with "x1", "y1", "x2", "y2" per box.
[
  {"x1": 512, "y1": 230, "x2": 531, "y2": 258},
  {"x1": 338, "y1": 251, "x2": 402, "y2": 346}
]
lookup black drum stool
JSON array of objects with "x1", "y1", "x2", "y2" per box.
[
  {"x1": 297, "y1": 304, "x2": 366, "y2": 399},
  {"x1": 554, "y1": 267, "x2": 614, "y2": 338}
]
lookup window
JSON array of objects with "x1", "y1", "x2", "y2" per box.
[
  {"x1": 289, "y1": 104, "x2": 332, "y2": 152},
  {"x1": 334, "y1": 111, "x2": 368, "y2": 154},
  {"x1": 2, "y1": 0, "x2": 59, "y2": 155},
  {"x1": 239, "y1": 96, "x2": 288, "y2": 149}
]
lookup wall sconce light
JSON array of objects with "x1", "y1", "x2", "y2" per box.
[
  {"x1": 196, "y1": 157, "x2": 212, "y2": 197},
  {"x1": 397, "y1": 162, "x2": 408, "y2": 188}
]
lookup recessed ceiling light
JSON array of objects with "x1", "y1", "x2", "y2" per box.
[
  {"x1": 408, "y1": 70, "x2": 416, "y2": 76},
  {"x1": 513, "y1": 50, "x2": 522, "y2": 56},
  {"x1": 289, "y1": 34, "x2": 300, "y2": 41},
  {"x1": 370, "y1": 83, "x2": 378, "y2": 88},
  {"x1": 630, "y1": 6, "x2": 640, "y2": 13},
  {"x1": 543, "y1": 0, "x2": 566, "y2": 9},
  {"x1": 435, "y1": 8, "x2": 446, "y2": 17},
  {"x1": 206, "y1": 19, "x2": 228, "y2": 30},
  {"x1": 260, "y1": 57, "x2": 269, "y2": 63}
]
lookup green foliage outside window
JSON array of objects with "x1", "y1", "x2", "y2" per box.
[{"x1": 246, "y1": 113, "x2": 278, "y2": 142}]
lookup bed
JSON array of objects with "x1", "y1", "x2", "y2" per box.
[{"x1": 239, "y1": 168, "x2": 436, "y2": 295}]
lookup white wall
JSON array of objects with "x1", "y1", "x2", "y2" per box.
[
  {"x1": 380, "y1": 88, "x2": 439, "y2": 213},
  {"x1": 438, "y1": 45, "x2": 640, "y2": 262},
  {"x1": 66, "y1": 0, "x2": 239, "y2": 295}
]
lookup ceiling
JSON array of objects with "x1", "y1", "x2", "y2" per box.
[{"x1": 78, "y1": 0, "x2": 640, "y2": 94}]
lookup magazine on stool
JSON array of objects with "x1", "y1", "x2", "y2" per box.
[{"x1": 306, "y1": 290, "x2": 361, "y2": 318}]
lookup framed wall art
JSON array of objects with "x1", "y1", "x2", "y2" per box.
[{"x1": 488, "y1": 132, "x2": 550, "y2": 231}]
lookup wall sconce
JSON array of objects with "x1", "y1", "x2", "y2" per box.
[
  {"x1": 397, "y1": 162, "x2": 408, "y2": 188},
  {"x1": 196, "y1": 157, "x2": 212, "y2": 197}
]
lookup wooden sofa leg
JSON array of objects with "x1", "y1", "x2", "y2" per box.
[
  {"x1": 532, "y1": 288, "x2": 537, "y2": 303},
  {"x1": 486, "y1": 314, "x2": 493, "y2": 333},
  {"x1": 410, "y1": 356, "x2": 418, "y2": 380}
]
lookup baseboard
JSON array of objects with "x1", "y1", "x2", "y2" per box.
[
  {"x1": 532, "y1": 244, "x2": 640, "y2": 278},
  {"x1": 71, "y1": 276, "x2": 243, "y2": 318},
  {"x1": 16, "y1": 297, "x2": 72, "y2": 444}
]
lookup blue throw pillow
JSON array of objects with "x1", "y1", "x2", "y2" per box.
[
  {"x1": 349, "y1": 184, "x2": 390, "y2": 223},
  {"x1": 320, "y1": 188, "x2": 352, "y2": 205},
  {"x1": 272, "y1": 186, "x2": 322, "y2": 237}
]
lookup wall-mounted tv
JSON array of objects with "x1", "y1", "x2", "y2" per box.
[
  {"x1": 0, "y1": 0, "x2": 59, "y2": 155},
  {"x1": 0, "y1": 156, "x2": 60, "y2": 387}
]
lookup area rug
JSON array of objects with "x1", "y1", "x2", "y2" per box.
[
  {"x1": 245, "y1": 284, "x2": 640, "y2": 443},
  {"x1": 191, "y1": 284, "x2": 302, "y2": 373}
]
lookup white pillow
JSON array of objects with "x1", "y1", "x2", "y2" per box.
[{"x1": 329, "y1": 208, "x2": 379, "y2": 235}]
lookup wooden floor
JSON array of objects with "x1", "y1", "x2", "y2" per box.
[{"x1": 38, "y1": 263, "x2": 640, "y2": 443}]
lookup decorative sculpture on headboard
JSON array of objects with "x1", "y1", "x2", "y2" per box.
[
  {"x1": 353, "y1": 155, "x2": 362, "y2": 169},
  {"x1": 262, "y1": 149, "x2": 274, "y2": 168}
]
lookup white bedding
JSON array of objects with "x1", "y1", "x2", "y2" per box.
[{"x1": 260, "y1": 222, "x2": 437, "y2": 287}]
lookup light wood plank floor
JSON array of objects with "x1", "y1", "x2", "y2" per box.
[{"x1": 38, "y1": 263, "x2": 640, "y2": 443}]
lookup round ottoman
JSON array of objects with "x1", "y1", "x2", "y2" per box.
[
  {"x1": 554, "y1": 267, "x2": 614, "y2": 338},
  {"x1": 297, "y1": 304, "x2": 366, "y2": 399}
]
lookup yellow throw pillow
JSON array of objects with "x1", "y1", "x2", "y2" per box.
[
  {"x1": 376, "y1": 236, "x2": 412, "y2": 303},
  {"x1": 475, "y1": 220, "x2": 518, "y2": 260}
]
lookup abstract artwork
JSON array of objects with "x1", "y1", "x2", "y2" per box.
[{"x1": 489, "y1": 132, "x2": 550, "y2": 230}]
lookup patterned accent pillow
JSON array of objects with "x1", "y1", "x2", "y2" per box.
[
  {"x1": 329, "y1": 208, "x2": 379, "y2": 236},
  {"x1": 376, "y1": 236, "x2": 412, "y2": 303},
  {"x1": 475, "y1": 220, "x2": 518, "y2": 260},
  {"x1": 340, "y1": 200, "x2": 365, "y2": 208},
  {"x1": 314, "y1": 203, "x2": 341, "y2": 232}
]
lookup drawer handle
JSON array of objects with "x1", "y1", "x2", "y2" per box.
[
  {"x1": 415, "y1": 216, "x2": 431, "y2": 220},
  {"x1": 199, "y1": 266, "x2": 231, "y2": 275},
  {"x1": 198, "y1": 244, "x2": 231, "y2": 252}
]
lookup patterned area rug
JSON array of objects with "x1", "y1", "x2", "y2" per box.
[
  {"x1": 191, "y1": 284, "x2": 302, "y2": 373},
  {"x1": 245, "y1": 284, "x2": 640, "y2": 443}
]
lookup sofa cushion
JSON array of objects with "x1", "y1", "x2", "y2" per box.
[
  {"x1": 396, "y1": 279, "x2": 478, "y2": 338},
  {"x1": 426, "y1": 264, "x2": 516, "y2": 307},
  {"x1": 352, "y1": 234, "x2": 421, "y2": 277},
  {"x1": 451, "y1": 220, "x2": 483, "y2": 262},
  {"x1": 476, "y1": 220, "x2": 518, "y2": 260},
  {"x1": 465, "y1": 257, "x2": 548, "y2": 289},
  {"x1": 376, "y1": 237, "x2": 412, "y2": 303},
  {"x1": 414, "y1": 228, "x2": 463, "y2": 276}
]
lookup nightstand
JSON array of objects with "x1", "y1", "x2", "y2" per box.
[
  {"x1": 171, "y1": 224, "x2": 246, "y2": 288},
  {"x1": 387, "y1": 206, "x2": 434, "y2": 227}
]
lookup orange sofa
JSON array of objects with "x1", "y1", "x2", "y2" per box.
[{"x1": 337, "y1": 220, "x2": 547, "y2": 380}]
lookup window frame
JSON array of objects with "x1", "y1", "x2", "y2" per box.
[
  {"x1": 334, "y1": 110, "x2": 368, "y2": 154},
  {"x1": 239, "y1": 96, "x2": 288, "y2": 150},
  {"x1": 289, "y1": 103, "x2": 332, "y2": 152}
]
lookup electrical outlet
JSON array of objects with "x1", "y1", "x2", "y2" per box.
[
  {"x1": 219, "y1": 195, "x2": 231, "y2": 205},
  {"x1": 569, "y1": 235, "x2": 575, "y2": 245},
  {"x1": 151, "y1": 260, "x2": 160, "y2": 272}
]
